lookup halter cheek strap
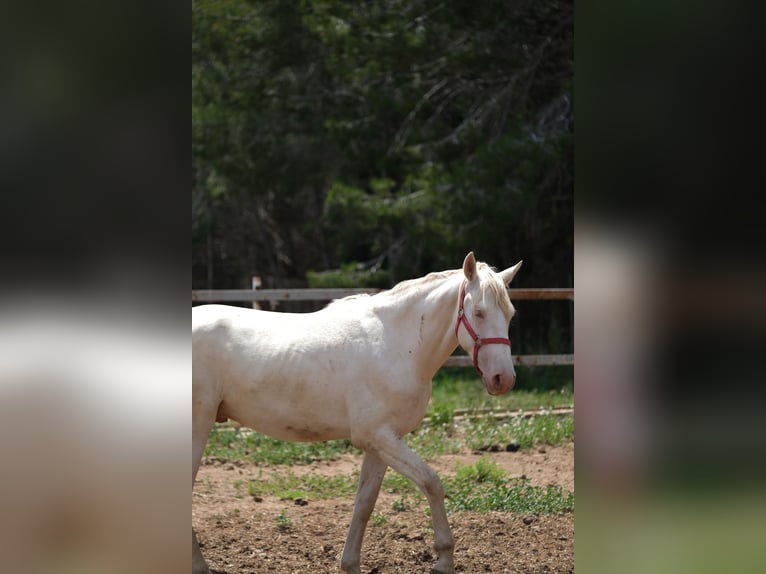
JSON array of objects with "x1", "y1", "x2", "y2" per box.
[{"x1": 454, "y1": 280, "x2": 512, "y2": 376}]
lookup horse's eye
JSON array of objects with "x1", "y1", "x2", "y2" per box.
[{"x1": 474, "y1": 309, "x2": 485, "y2": 319}]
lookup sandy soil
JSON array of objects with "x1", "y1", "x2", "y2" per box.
[{"x1": 193, "y1": 444, "x2": 573, "y2": 573}]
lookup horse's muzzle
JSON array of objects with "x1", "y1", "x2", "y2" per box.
[{"x1": 486, "y1": 372, "x2": 516, "y2": 395}]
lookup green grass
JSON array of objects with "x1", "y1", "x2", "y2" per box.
[
  {"x1": 445, "y1": 457, "x2": 574, "y2": 514},
  {"x1": 205, "y1": 430, "x2": 358, "y2": 465},
  {"x1": 206, "y1": 411, "x2": 573, "y2": 464},
  {"x1": 241, "y1": 457, "x2": 572, "y2": 516},
  {"x1": 429, "y1": 366, "x2": 573, "y2": 414},
  {"x1": 384, "y1": 457, "x2": 573, "y2": 515},
  {"x1": 406, "y1": 413, "x2": 574, "y2": 459}
]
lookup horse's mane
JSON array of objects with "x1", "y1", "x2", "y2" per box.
[{"x1": 326, "y1": 262, "x2": 512, "y2": 316}]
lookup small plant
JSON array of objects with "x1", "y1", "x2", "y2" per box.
[
  {"x1": 454, "y1": 456, "x2": 506, "y2": 485},
  {"x1": 275, "y1": 510, "x2": 292, "y2": 531},
  {"x1": 370, "y1": 512, "x2": 387, "y2": 526},
  {"x1": 429, "y1": 404, "x2": 455, "y2": 428},
  {"x1": 392, "y1": 497, "x2": 410, "y2": 512},
  {"x1": 445, "y1": 460, "x2": 574, "y2": 515},
  {"x1": 202, "y1": 476, "x2": 215, "y2": 493}
]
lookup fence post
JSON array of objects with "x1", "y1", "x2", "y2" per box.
[{"x1": 251, "y1": 276, "x2": 261, "y2": 310}]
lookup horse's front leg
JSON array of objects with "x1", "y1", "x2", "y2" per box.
[
  {"x1": 368, "y1": 430, "x2": 455, "y2": 574},
  {"x1": 340, "y1": 451, "x2": 387, "y2": 574}
]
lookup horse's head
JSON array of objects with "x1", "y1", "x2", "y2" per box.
[{"x1": 455, "y1": 252, "x2": 523, "y2": 395}]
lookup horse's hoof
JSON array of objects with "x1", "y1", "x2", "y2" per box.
[{"x1": 431, "y1": 568, "x2": 455, "y2": 574}]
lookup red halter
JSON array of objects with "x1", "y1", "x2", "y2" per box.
[{"x1": 454, "y1": 280, "x2": 512, "y2": 376}]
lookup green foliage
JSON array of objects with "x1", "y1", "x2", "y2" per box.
[{"x1": 307, "y1": 261, "x2": 389, "y2": 288}]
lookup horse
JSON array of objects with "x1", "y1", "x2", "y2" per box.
[{"x1": 192, "y1": 252, "x2": 523, "y2": 574}]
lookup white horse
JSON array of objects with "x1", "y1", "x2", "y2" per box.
[{"x1": 192, "y1": 252, "x2": 522, "y2": 574}]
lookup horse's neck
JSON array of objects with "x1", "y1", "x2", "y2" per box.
[{"x1": 381, "y1": 275, "x2": 461, "y2": 380}]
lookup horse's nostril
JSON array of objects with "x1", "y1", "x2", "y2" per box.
[{"x1": 492, "y1": 374, "x2": 502, "y2": 388}]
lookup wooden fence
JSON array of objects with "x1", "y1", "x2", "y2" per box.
[{"x1": 192, "y1": 287, "x2": 573, "y2": 367}]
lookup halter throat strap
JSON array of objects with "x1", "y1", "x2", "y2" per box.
[{"x1": 454, "y1": 280, "x2": 512, "y2": 376}]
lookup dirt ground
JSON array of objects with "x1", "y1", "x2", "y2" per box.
[{"x1": 193, "y1": 444, "x2": 573, "y2": 573}]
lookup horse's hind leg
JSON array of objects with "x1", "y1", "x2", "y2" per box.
[
  {"x1": 192, "y1": 400, "x2": 217, "y2": 574},
  {"x1": 340, "y1": 452, "x2": 387, "y2": 574}
]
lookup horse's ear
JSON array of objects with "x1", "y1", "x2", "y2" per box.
[
  {"x1": 500, "y1": 261, "x2": 523, "y2": 285},
  {"x1": 463, "y1": 251, "x2": 477, "y2": 281}
]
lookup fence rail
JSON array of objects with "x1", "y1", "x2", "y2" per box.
[
  {"x1": 192, "y1": 287, "x2": 574, "y2": 303},
  {"x1": 192, "y1": 287, "x2": 573, "y2": 368}
]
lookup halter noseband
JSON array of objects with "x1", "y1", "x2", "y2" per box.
[{"x1": 454, "y1": 280, "x2": 512, "y2": 376}]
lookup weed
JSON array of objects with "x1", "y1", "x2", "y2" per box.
[
  {"x1": 201, "y1": 476, "x2": 215, "y2": 493},
  {"x1": 275, "y1": 510, "x2": 292, "y2": 531},
  {"x1": 429, "y1": 403, "x2": 455, "y2": 428},
  {"x1": 370, "y1": 513, "x2": 387, "y2": 527},
  {"x1": 392, "y1": 497, "x2": 410, "y2": 512},
  {"x1": 454, "y1": 455, "x2": 506, "y2": 484}
]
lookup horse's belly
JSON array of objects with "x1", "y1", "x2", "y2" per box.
[
  {"x1": 222, "y1": 387, "x2": 351, "y2": 443},
  {"x1": 234, "y1": 413, "x2": 350, "y2": 443}
]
